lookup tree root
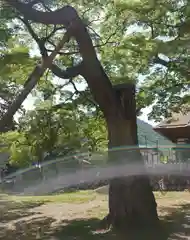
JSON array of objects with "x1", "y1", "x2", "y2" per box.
[{"x1": 99, "y1": 213, "x2": 112, "y2": 230}]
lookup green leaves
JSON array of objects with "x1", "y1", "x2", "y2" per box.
[
  {"x1": 1, "y1": 0, "x2": 190, "y2": 168},
  {"x1": 0, "y1": 28, "x2": 12, "y2": 45},
  {"x1": 0, "y1": 44, "x2": 38, "y2": 88},
  {"x1": 136, "y1": 87, "x2": 155, "y2": 113},
  {"x1": 0, "y1": 47, "x2": 29, "y2": 65},
  {"x1": 0, "y1": 131, "x2": 31, "y2": 167},
  {"x1": 100, "y1": 0, "x2": 190, "y2": 120},
  {"x1": 0, "y1": 103, "x2": 107, "y2": 167}
]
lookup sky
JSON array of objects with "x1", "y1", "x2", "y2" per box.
[
  {"x1": 21, "y1": 79, "x2": 156, "y2": 126},
  {"x1": 19, "y1": 20, "x2": 157, "y2": 127}
]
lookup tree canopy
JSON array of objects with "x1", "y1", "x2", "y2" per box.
[
  {"x1": 1, "y1": 1, "x2": 189, "y2": 232},
  {"x1": 0, "y1": 0, "x2": 189, "y2": 166},
  {"x1": 1, "y1": 0, "x2": 189, "y2": 119}
]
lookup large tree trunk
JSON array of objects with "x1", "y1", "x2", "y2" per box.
[
  {"x1": 105, "y1": 84, "x2": 159, "y2": 233},
  {"x1": 6, "y1": 2, "x2": 160, "y2": 235}
]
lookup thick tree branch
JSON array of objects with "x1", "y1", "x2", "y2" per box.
[
  {"x1": 52, "y1": 66, "x2": 98, "y2": 108},
  {"x1": 0, "y1": 32, "x2": 70, "y2": 132},
  {"x1": 6, "y1": 0, "x2": 119, "y2": 117},
  {"x1": 51, "y1": 62, "x2": 84, "y2": 79},
  {"x1": 28, "y1": 0, "x2": 41, "y2": 7},
  {"x1": 20, "y1": 15, "x2": 83, "y2": 88},
  {"x1": 154, "y1": 56, "x2": 169, "y2": 67},
  {"x1": 6, "y1": 1, "x2": 85, "y2": 25}
]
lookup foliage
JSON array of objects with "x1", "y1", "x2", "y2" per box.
[
  {"x1": 0, "y1": 130, "x2": 31, "y2": 167},
  {"x1": 8, "y1": 0, "x2": 190, "y2": 121},
  {"x1": 99, "y1": 0, "x2": 190, "y2": 121},
  {"x1": 0, "y1": 101, "x2": 107, "y2": 167},
  {"x1": 0, "y1": 105, "x2": 172, "y2": 168},
  {"x1": 0, "y1": 0, "x2": 190, "y2": 166},
  {"x1": 0, "y1": 5, "x2": 40, "y2": 123},
  {"x1": 1, "y1": 0, "x2": 190, "y2": 122}
]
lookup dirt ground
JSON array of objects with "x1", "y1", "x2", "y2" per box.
[{"x1": 0, "y1": 191, "x2": 190, "y2": 240}]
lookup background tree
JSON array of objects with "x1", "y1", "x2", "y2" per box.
[{"x1": 0, "y1": 102, "x2": 107, "y2": 168}]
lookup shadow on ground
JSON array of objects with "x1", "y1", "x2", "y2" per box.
[
  {"x1": 51, "y1": 203, "x2": 190, "y2": 240},
  {"x1": 54, "y1": 218, "x2": 117, "y2": 240},
  {"x1": 1, "y1": 201, "x2": 190, "y2": 240},
  {"x1": 0, "y1": 197, "x2": 45, "y2": 223},
  {"x1": 0, "y1": 195, "x2": 52, "y2": 240},
  {"x1": 0, "y1": 216, "x2": 56, "y2": 240},
  {"x1": 52, "y1": 218, "x2": 167, "y2": 240},
  {"x1": 160, "y1": 203, "x2": 190, "y2": 240}
]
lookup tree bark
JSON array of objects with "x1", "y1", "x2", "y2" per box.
[{"x1": 105, "y1": 84, "x2": 159, "y2": 232}]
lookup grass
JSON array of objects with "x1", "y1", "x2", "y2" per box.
[
  {"x1": 0, "y1": 190, "x2": 96, "y2": 204},
  {"x1": 1, "y1": 190, "x2": 190, "y2": 240}
]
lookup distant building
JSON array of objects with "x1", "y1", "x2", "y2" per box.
[{"x1": 154, "y1": 112, "x2": 190, "y2": 162}]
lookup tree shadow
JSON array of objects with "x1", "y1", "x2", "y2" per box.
[
  {"x1": 51, "y1": 204, "x2": 190, "y2": 240},
  {"x1": 160, "y1": 203, "x2": 190, "y2": 240},
  {"x1": 50, "y1": 217, "x2": 171, "y2": 240},
  {"x1": 53, "y1": 218, "x2": 117, "y2": 240},
  {"x1": 2, "y1": 214, "x2": 190, "y2": 240},
  {"x1": 0, "y1": 195, "x2": 53, "y2": 240},
  {"x1": 0, "y1": 197, "x2": 46, "y2": 223},
  {"x1": 0, "y1": 216, "x2": 56, "y2": 240},
  {"x1": 1, "y1": 196, "x2": 190, "y2": 240}
]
